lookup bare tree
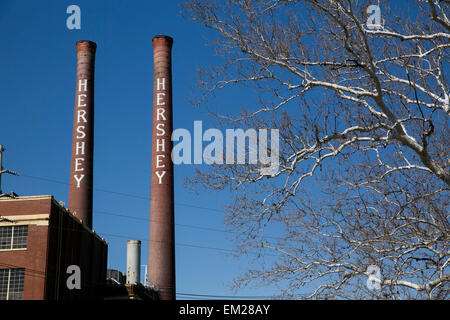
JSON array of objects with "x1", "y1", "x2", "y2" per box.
[{"x1": 182, "y1": 0, "x2": 449, "y2": 299}]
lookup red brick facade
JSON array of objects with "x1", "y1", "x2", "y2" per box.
[{"x1": 0, "y1": 195, "x2": 107, "y2": 300}]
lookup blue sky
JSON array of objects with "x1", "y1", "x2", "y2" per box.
[{"x1": 0, "y1": 0, "x2": 285, "y2": 299}]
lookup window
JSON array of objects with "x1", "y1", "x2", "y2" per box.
[
  {"x1": 0, "y1": 227, "x2": 12, "y2": 249},
  {"x1": 0, "y1": 225, "x2": 28, "y2": 250},
  {"x1": 0, "y1": 268, "x2": 25, "y2": 300}
]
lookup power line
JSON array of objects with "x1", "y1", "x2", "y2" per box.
[
  {"x1": 17, "y1": 172, "x2": 283, "y2": 239},
  {"x1": 3, "y1": 174, "x2": 284, "y2": 299},
  {"x1": 176, "y1": 292, "x2": 279, "y2": 299},
  {"x1": 0, "y1": 261, "x2": 281, "y2": 300},
  {"x1": 97, "y1": 232, "x2": 278, "y2": 257},
  {"x1": 9, "y1": 173, "x2": 283, "y2": 254},
  {"x1": 94, "y1": 209, "x2": 282, "y2": 240},
  {"x1": 4, "y1": 173, "x2": 283, "y2": 255},
  {"x1": 15, "y1": 222, "x2": 276, "y2": 257},
  {"x1": 19, "y1": 173, "x2": 227, "y2": 214},
  {"x1": 99, "y1": 232, "x2": 235, "y2": 254},
  {"x1": 0, "y1": 262, "x2": 46, "y2": 279}
]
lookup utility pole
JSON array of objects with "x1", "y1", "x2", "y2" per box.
[{"x1": 0, "y1": 145, "x2": 19, "y2": 197}]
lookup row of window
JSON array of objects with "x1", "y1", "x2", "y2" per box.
[
  {"x1": 0, "y1": 225, "x2": 28, "y2": 250},
  {"x1": 0, "y1": 226, "x2": 27, "y2": 299},
  {"x1": 0, "y1": 268, "x2": 25, "y2": 300}
]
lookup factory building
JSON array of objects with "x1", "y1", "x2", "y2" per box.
[
  {"x1": 0, "y1": 40, "x2": 107, "y2": 300},
  {"x1": 0, "y1": 195, "x2": 107, "y2": 299},
  {"x1": 0, "y1": 35, "x2": 175, "y2": 300}
]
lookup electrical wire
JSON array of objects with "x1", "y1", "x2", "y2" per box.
[
  {"x1": 18, "y1": 173, "x2": 226, "y2": 214},
  {"x1": 0, "y1": 261, "x2": 281, "y2": 300},
  {"x1": 2, "y1": 173, "x2": 282, "y2": 297},
  {"x1": 14, "y1": 172, "x2": 283, "y2": 244},
  {"x1": 2, "y1": 173, "x2": 283, "y2": 256},
  {"x1": 94, "y1": 209, "x2": 282, "y2": 241},
  {"x1": 1, "y1": 222, "x2": 278, "y2": 257},
  {"x1": 176, "y1": 292, "x2": 279, "y2": 299}
]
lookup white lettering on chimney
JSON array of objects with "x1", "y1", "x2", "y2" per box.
[
  {"x1": 76, "y1": 126, "x2": 85, "y2": 139},
  {"x1": 157, "y1": 93, "x2": 165, "y2": 106},
  {"x1": 78, "y1": 79, "x2": 88, "y2": 92},
  {"x1": 155, "y1": 171, "x2": 166, "y2": 184},
  {"x1": 73, "y1": 78, "x2": 90, "y2": 188},
  {"x1": 76, "y1": 141, "x2": 85, "y2": 155},
  {"x1": 157, "y1": 107, "x2": 166, "y2": 121},
  {"x1": 77, "y1": 109, "x2": 87, "y2": 123},
  {"x1": 74, "y1": 158, "x2": 84, "y2": 171},
  {"x1": 156, "y1": 139, "x2": 165, "y2": 152},
  {"x1": 74, "y1": 174, "x2": 85, "y2": 188},
  {"x1": 156, "y1": 155, "x2": 165, "y2": 168},
  {"x1": 154, "y1": 77, "x2": 168, "y2": 184},
  {"x1": 156, "y1": 123, "x2": 165, "y2": 136},
  {"x1": 157, "y1": 78, "x2": 165, "y2": 91},
  {"x1": 78, "y1": 94, "x2": 87, "y2": 107}
]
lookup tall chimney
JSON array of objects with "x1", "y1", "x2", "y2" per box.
[
  {"x1": 126, "y1": 240, "x2": 141, "y2": 285},
  {"x1": 148, "y1": 35, "x2": 175, "y2": 300},
  {"x1": 68, "y1": 40, "x2": 96, "y2": 229}
]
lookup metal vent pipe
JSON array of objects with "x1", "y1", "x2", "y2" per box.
[{"x1": 127, "y1": 240, "x2": 141, "y2": 285}]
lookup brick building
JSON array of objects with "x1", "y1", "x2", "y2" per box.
[{"x1": 0, "y1": 195, "x2": 107, "y2": 300}]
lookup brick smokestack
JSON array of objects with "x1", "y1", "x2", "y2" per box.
[
  {"x1": 68, "y1": 40, "x2": 96, "y2": 229},
  {"x1": 148, "y1": 35, "x2": 175, "y2": 300}
]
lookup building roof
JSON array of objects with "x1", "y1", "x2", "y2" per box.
[{"x1": 0, "y1": 195, "x2": 107, "y2": 245}]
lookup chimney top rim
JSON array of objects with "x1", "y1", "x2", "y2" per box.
[
  {"x1": 127, "y1": 240, "x2": 142, "y2": 244},
  {"x1": 76, "y1": 40, "x2": 97, "y2": 45},
  {"x1": 152, "y1": 35, "x2": 173, "y2": 41},
  {"x1": 152, "y1": 35, "x2": 173, "y2": 48},
  {"x1": 76, "y1": 40, "x2": 97, "y2": 51}
]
